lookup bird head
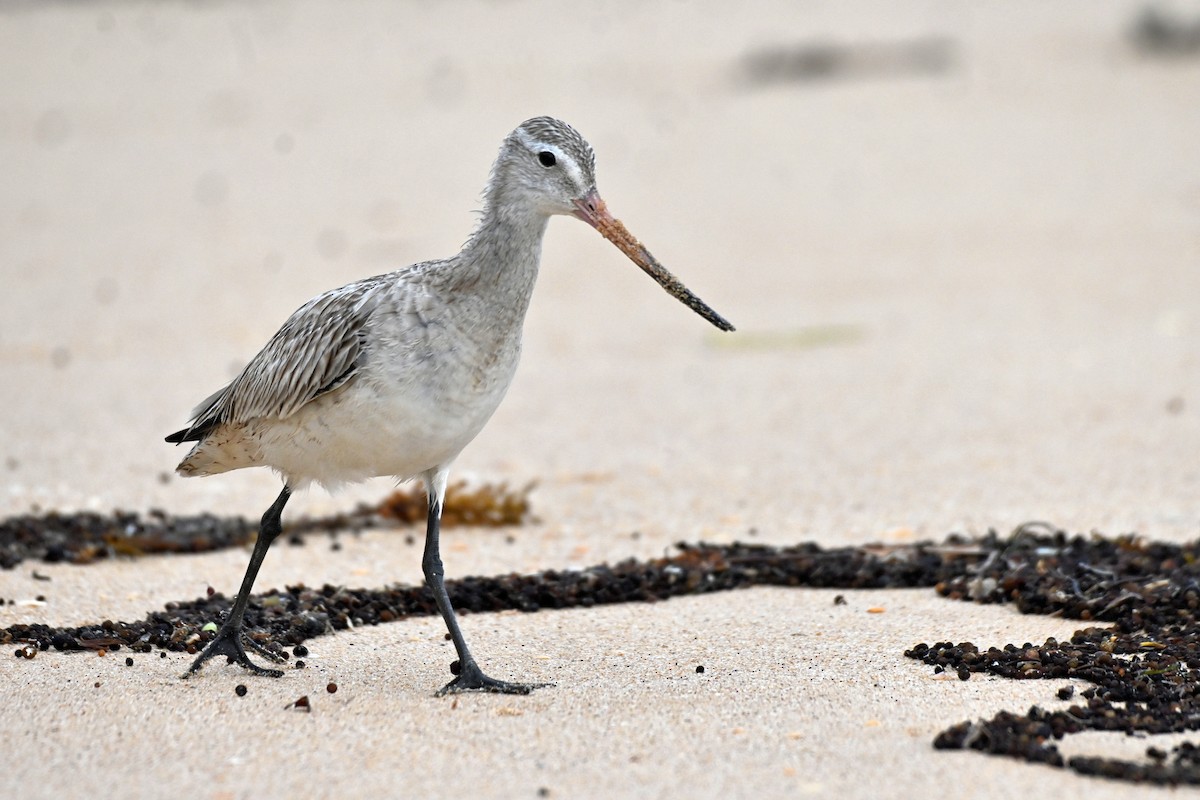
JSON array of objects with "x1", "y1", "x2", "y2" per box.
[
  {"x1": 493, "y1": 116, "x2": 734, "y2": 332},
  {"x1": 497, "y1": 116, "x2": 598, "y2": 218}
]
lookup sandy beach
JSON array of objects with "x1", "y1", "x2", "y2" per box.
[{"x1": 2, "y1": 1, "x2": 1199, "y2": 797}]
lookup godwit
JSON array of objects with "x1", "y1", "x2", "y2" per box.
[{"x1": 167, "y1": 116, "x2": 734, "y2": 695}]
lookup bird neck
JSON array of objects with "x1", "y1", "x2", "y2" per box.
[{"x1": 453, "y1": 183, "x2": 550, "y2": 317}]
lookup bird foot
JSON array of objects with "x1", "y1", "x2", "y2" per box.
[
  {"x1": 181, "y1": 622, "x2": 286, "y2": 679},
  {"x1": 436, "y1": 660, "x2": 552, "y2": 696}
]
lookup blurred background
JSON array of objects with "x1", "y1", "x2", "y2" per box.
[{"x1": 1, "y1": 0, "x2": 1198, "y2": 549}]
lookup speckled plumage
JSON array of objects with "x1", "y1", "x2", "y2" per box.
[{"x1": 169, "y1": 118, "x2": 609, "y2": 490}]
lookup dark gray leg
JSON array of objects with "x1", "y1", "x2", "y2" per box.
[
  {"x1": 422, "y1": 490, "x2": 549, "y2": 696},
  {"x1": 182, "y1": 486, "x2": 292, "y2": 678}
]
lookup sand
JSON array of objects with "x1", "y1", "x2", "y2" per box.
[{"x1": 1, "y1": 1, "x2": 1198, "y2": 797}]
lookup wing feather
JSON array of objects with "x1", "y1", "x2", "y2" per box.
[{"x1": 167, "y1": 279, "x2": 383, "y2": 443}]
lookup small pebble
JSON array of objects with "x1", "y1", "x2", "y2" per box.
[
  {"x1": 696, "y1": 665, "x2": 705, "y2": 674},
  {"x1": 235, "y1": 684, "x2": 247, "y2": 697},
  {"x1": 833, "y1": 594, "x2": 847, "y2": 606},
  {"x1": 125, "y1": 657, "x2": 134, "y2": 667},
  {"x1": 956, "y1": 665, "x2": 970, "y2": 681},
  {"x1": 293, "y1": 645, "x2": 309, "y2": 657},
  {"x1": 1057, "y1": 685, "x2": 1075, "y2": 700},
  {"x1": 326, "y1": 682, "x2": 338, "y2": 694},
  {"x1": 295, "y1": 660, "x2": 306, "y2": 669},
  {"x1": 450, "y1": 659, "x2": 461, "y2": 675}
]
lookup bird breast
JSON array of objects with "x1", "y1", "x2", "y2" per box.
[{"x1": 295, "y1": 291, "x2": 522, "y2": 482}]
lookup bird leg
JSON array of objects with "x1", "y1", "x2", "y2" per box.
[
  {"x1": 421, "y1": 483, "x2": 549, "y2": 696},
  {"x1": 182, "y1": 486, "x2": 292, "y2": 679}
]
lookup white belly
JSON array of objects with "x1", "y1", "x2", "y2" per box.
[
  {"x1": 179, "y1": 343, "x2": 518, "y2": 489},
  {"x1": 265, "y1": 357, "x2": 512, "y2": 487}
]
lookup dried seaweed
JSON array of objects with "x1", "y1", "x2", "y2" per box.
[
  {"x1": 374, "y1": 480, "x2": 536, "y2": 527},
  {"x1": 904, "y1": 524, "x2": 1200, "y2": 784},
  {"x1": 0, "y1": 539, "x2": 959, "y2": 659},
  {"x1": 5, "y1": 524, "x2": 1200, "y2": 785},
  {"x1": 739, "y1": 37, "x2": 954, "y2": 87},
  {"x1": 0, "y1": 481, "x2": 535, "y2": 569}
]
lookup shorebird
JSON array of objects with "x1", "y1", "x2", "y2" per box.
[{"x1": 166, "y1": 116, "x2": 734, "y2": 695}]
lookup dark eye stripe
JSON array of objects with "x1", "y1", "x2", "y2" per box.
[{"x1": 537, "y1": 151, "x2": 556, "y2": 167}]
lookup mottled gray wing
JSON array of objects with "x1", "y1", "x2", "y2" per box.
[{"x1": 169, "y1": 281, "x2": 381, "y2": 442}]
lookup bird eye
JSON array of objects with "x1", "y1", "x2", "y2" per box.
[{"x1": 537, "y1": 151, "x2": 556, "y2": 168}]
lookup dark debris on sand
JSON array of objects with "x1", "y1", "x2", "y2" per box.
[
  {"x1": 0, "y1": 538, "x2": 955, "y2": 657},
  {"x1": 0, "y1": 482, "x2": 535, "y2": 569},
  {"x1": 3, "y1": 519, "x2": 1199, "y2": 785},
  {"x1": 904, "y1": 523, "x2": 1200, "y2": 785}
]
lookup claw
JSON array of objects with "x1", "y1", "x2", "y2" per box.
[
  {"x1": 435, "y1": 660, "x2": 553, "y2": 696},
  {"x1": 242, "y1": 634, "x2": 288, "y2": 663},
  {"x1": 181, "y1": 622, "x2": 284, "y2": 679}
]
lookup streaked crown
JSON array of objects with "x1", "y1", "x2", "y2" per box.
[{"x1": 486, "y1": 116, "x2": 598, "y2": 217}]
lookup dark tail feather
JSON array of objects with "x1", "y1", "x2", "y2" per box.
[{"x1": 165, "y1": 424, "x2": 210, "y2": 444}]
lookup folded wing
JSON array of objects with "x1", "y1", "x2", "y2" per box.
[{"x1": 166, "y1": 281, "x2": 382, "y2": 444}]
